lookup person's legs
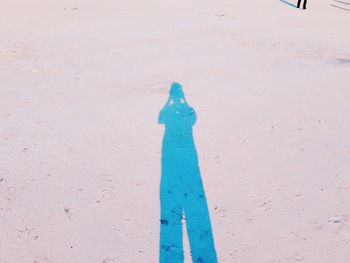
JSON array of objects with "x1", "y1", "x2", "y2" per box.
[
  {"x1": 184, "y1": 184, "x2": 217, "y2": 263},
  {"x1": 160, "y1": 185, "x2": 184, "y2": 263},
  {"x1": 303, "y1": 0, "x2": 307, "y2": 9},
  {"x1": 297, "y1": 0, "x2": 302, "y2": 8}
]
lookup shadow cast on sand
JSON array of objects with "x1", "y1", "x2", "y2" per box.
[
  {"x1": 330, "y1": 4, "x2": 350, "y2": 11},
  {"x1": 334, "y1": 0, "x2": 350, "y2": 5},
  {"x1": 158, "y1": 83, "x2": 217, "y2": 263},
  {"x1": 279, "y1": 0, "x2": 297, "y2": 8}
]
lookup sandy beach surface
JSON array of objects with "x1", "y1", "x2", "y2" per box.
[{"x1": 1, "y1": 0, "x2": 350, "y2": 262}]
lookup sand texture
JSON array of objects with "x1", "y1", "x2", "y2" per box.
[{"x1": 1, "y1": 0, "x2": 350, "y2": 262}]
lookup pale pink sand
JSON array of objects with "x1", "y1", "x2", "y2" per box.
[{"x1": 1, "y1": 0, "x2": 350, "y2": 262}]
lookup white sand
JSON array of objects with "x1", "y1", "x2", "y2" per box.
[{"x1": 1, "y1": 0, "x2": 350, "y2": 262}]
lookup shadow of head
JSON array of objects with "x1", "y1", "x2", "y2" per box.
[
  {"x1": 169, "y1": 82, "x2": 186, "y2": 104},
  {"x1": 159, "y1": 82, "x2": 196, "y2": 134}
]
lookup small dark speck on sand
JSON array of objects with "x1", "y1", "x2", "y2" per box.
[
  {"x1": 328, "y1": 216, "x2": 348, "y2": 224},
  {"x1": 0, "y1": 178, "x2": 4, "y2": 182},
  {"x1": 160, "y1": 219, "x2": 168, "y2": 225}
]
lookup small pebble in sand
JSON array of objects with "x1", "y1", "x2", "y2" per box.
[{"x1": 64, "y1": 208, "x2": 72, "y2": 219}]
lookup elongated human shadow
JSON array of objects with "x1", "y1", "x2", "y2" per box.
[{"x1": 158, "y1": 83, "x2": 218, "y2": 263}]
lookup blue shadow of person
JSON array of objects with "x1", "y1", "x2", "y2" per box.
[{"x1": 159, "y1": 83, "x2": 218, "y2": 263}]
